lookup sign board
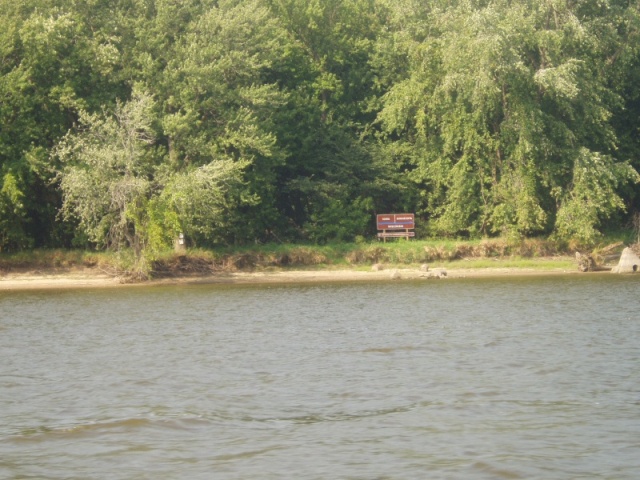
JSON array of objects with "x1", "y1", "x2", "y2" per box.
[
  {"x1": 376, "y1": 214, "x2": 415, "y2": 230},
  {"x1": 376, "y1": 213, "x2": 415, "y2": 241}
]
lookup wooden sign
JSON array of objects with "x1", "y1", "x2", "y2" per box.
[
  {"x1": 376, "y1": 213, "x2": 415, "y2": 241},
  {"x1": 376, "y1": 213, "x2": 415, "y2": 230}
]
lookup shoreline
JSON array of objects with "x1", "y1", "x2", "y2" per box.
[{"x1": 0, "y1": 264, "x2": 602, "y2": 291}]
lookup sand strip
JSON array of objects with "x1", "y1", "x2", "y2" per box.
[{"x1": 0, "y1": 265, "x2": 592, "y2": 291}]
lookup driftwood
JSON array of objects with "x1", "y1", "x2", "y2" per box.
[
  {"x1": 575, "y1": 242, "x2": 627, "y2": 272},
  {"x1": 575, "y1": 252, "x2": 595, "y2": 272},
  {"x1": 599, "y1": 241, "x2": 624, "y2": 255}
]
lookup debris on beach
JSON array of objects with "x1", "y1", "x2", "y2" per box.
[
  {"x1": 575, "y1": 252, "x2": 596, "y2": 272},
  {"x1": 420, "y1": 268, "x2": 447, "y2": 279}
]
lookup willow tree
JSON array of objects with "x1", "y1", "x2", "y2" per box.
[
  {"x1": 55, "y1": 92, "x2": 158, "y2": 258},
  {"x1": 375, "y1": 0, "x2": 639, "y2": 242},
  {"x1": 55, "y1": 91, "x2": 247, "y2": 272}
]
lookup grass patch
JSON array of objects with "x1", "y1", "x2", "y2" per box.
[
  {"x1": 0, "y1": 249, "x2": 117, "y2": 271},
  {"x1": 442, "y1": 257, "x2": 576, "y2": 270}
]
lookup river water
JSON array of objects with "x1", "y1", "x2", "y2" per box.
[{"x1": 1, "y1": 275, "x2": 639, "y2": 479}]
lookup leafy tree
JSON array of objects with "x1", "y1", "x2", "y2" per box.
[
  {"x1": 375, "y1": 0, "x2": 639, "y2": 242},
  {"x1": 152, "y1": 160, "x2": 250, "y2": 247},
  {"x1": 3, "y1": 0, "x2": 640, "y2": 250},
  {"x1": 158, "y1": 0, "x2": 289, "y2": 243},
  {"x1": 0, "y1": 3, "x2": 43, "y2": 250},
  {"x1": 555, "y1": 149, "x2": 639, "y2": 244},
  {"x1": 0, "y1": 1, "x2": 133, "y2": 249},
  {"x1": 55, "y1": 89, "x2": 250, "y2": 271},
  {"x1": 55, "y1": 91, "x2": 158, "y2": 256},
  {"x1": 265, "y1": 0, "x2": 398, "y2": 241}
]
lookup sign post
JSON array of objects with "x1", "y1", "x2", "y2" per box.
[{"x1": 376, "y1": 214, "x2": 415, "y2": 241}]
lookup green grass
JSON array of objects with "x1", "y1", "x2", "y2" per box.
[
  {"x1": 441, "y1": 257, "x2": 576, "y2": 270},
  {"x1": 0, "y1": 249, "x2": 117, "y2": 270}
]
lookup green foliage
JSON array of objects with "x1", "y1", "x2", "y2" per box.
[
  {"x1": 155, "y1": 160, "x2": 253, "y2": 246},
  {"x1": 0, "y1": 172, "x2": 32, "y2": 250},
  {"x1": 55, "y1": 87, "x2": 258, "y2": 270},
  {"x1": 1, "y1": 0, "x2": 640, "y2": 253},
  {"x1": 305, "y1": 197, "x2": 374, "y2": 243},
  {"x1": 554, "y1": 149, "x2": 640, "y2": 245},
  {"x1": 56, "y1": 90, "x2": 157, "y2": 254},
  {"x1": 375, "y1": 0, "x2": 640, "y2": 241}
]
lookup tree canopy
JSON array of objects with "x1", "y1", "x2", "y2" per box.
[{"x1": 1, "y1": 0, "x2": 639, "y2": 253}]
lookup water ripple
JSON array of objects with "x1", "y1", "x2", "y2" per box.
[{"x1": 1, "y1": 276, "x2": 640, "y2": 479}]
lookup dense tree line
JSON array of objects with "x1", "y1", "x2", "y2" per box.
[{"x1": 1, "y1": 0, "x2": 639, "y2": 253}]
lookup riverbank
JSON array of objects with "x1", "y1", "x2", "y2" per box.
[
  {"x1": 0, "y1": 259, "x2": 603, "y2": 291},
  {"x1": 3, "y1": 237, "x2": 630, "y2": 291}
]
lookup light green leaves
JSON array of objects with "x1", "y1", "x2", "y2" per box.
[
  {"x1": 56, "y1": 91, "x2": 156, "y2": 252},
  {"x1": 375, "y1": 0, "x2": 639, "y2": 242},
  {"x1": 534, "y1": 60, "x2": 582, "y2": 100},
  {"x1": 157, "y1": 159, "x2": 252, "y2": 242},
  {"x1": 555, "y1": 148, "x2": 640, "y2": 244},
  {"x1": 3, "y1": 0, "x2": 640, "y2": 251}
]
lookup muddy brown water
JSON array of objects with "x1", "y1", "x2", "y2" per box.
[{"x1": 1, "y1": 275, "x2": 639, "y2": 479}]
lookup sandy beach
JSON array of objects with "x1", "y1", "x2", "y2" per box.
[{"x1": 0, "y1": 263, "x2": 590, "y2": 291}]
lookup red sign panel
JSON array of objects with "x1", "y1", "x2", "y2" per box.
[{"x1": 376, "y1": 213, "x2": 415, "y2": 230}]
